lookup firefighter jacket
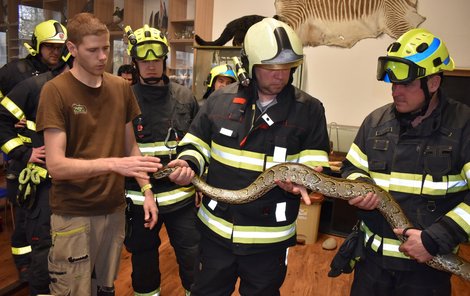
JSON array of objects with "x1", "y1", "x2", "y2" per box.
[
  {"x1": 176, "y1": 81, "x2": 331, "y2": 255},
  {"x1": 125, "y1": 77, "x2": 199, "y2": 214},
  {"x1": 0, "y1": 55, "x2": 50, "y2": 95},
  {"x1": 0, "y1": 71, "x2": 53, "y2": 177},
  {"x1": 342, "y1": 91, "x2": 470, "y2": 271}
]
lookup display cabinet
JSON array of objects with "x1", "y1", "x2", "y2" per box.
[
  {"x1": 192, "y1": 45, "x2": 242, "y2": 101},
  {"x1": 442, "y1": 68, "x2": 470, "y2": 107},
  {"x1": 2, "y1": 0, "x2": 143, "y2": 72},
  {"x1": 192, "y1": 45, "x2": 306, "y2": 102},
  {"x1": 3, "y1": 0, "x2": 84, "y2": 63},
  {"x1": 3, "y1": 0, "x2": 216, "y2": 85},
  {"x1": 167, "y1": 0, "x2": 213, "y2": 89}
]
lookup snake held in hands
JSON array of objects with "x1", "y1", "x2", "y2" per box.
[{"x1": 154, "y1": 162, "x2": 470, "y2": 281}]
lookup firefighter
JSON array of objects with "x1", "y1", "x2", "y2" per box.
[
  {"x1": 0, "y1": 19, "x2": 67, "y2": 285},
  {"x1": 166, "y1": 18, "x2": 331, "y2": 295},
  {"x1": 123, "y1": 24, "x2": 200, "y2": 296},
  {"x1": 341, "y1": 28, "x2": 470, "y2": 295},
  {"x1": 117, "y1": 64, "x2": 137, "y2": 85},
  {"x1": 201, "y1": 64, "x2": 237, "y2": 101},
  {"x1": 0, "y1": 20, "x2": 67, "y2": 94},
  {"x1": 0, "y1": 47, "x2": 73, "y2": 294}
]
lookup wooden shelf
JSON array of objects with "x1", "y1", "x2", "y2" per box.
[
  {"x1": 109, "y1": 30, "x2": 125, "y2": 37},
  {"x1": 167, "y1": 0, "x2": 213, "y2": 91},
  {"x1": 171, "y1": 19, "x2": 194, "y2": 24},
  {"x1": 444, "y1": 68, "x2": 470, "y2": 77},
  {"x1": 19, "y1": 0, "x2": 43, "y2": 8},
  {"x1": 5, "y1": 0, "x2": 214, "y2": 81},
  {"x1": 169, "y1": 39, "x2": 194, "y2": 44}
]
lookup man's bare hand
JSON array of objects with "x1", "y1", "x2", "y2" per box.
[
  {"x1": 143, "y1": 194, "x2": 158, "y2": 229},
  {"x1": 275, "y1": 166, "x2": 324, "y2": 205},
  {"x1": 393, "y1": 228, "x2": 433, "y2": 263},
  {"x1": 167, "y1": 159, "x2": 195, "y2": 186},
  {"x1": 276, "y1": 179, "x2": 311, "y2": 204},
  {"x1": 348, "y1": 192, "x2": 380, "y2": 210},
  {"x1": 15, "y1": 118, "x2": 26, "y2": 129},
  {"x1": 29, "y1": 146, "x2": 46, "y2": 164},
  {"x1": 113, "y1": 156, "x2": 162, "y2": 179}
]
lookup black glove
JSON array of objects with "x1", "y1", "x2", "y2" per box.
[{"x1": 328, "y1": 222, "x2": 365, "y2": 277}]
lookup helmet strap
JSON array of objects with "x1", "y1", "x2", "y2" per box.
[
  {"x1": 419, "y1": 77, "x2": 432, "y2": 116},
  {"x1": 203, "y1": 86, "x2": 214, "y2": 99},
  {"x1": 288, "y1": 67, "x2": 297, "y2": 85},
  {"x1": 140, "y1": 75, "x2": 163, "y2": 85},
  {"x1": 133, "y1": 58, "x2": 167, "y2": 85}
]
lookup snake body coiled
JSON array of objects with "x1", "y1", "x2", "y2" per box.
[{"x1": 154, "y1": 162, "x2": 470, "y2": 281}]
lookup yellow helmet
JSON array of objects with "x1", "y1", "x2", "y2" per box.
[
  {"x1": 25, "y1": 20, "x2": 67, "y2": 56},
  {"x1": 377, "y1": 28, "x2": 455, "y2": 84},
  {"x1": 205, "y1": 64, "x2": 237, "y2": 87},
  {"x1": 241, "y1": 18, "x2": 303, "y2": 77},
  {"x1": 126, "y1": 24, "x2": 169, "y2": 61}
]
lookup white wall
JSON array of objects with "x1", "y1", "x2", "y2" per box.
[{"x1": 212, "y1": 0, "x2": 470, "y2": 127}]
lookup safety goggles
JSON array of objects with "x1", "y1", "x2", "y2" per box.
[
  {"x1": 132, "y1": 41, "x2": 168, "y2": 61},
  {"x1": 376, "y1": 56, "x2": 426, "y2": 84}
]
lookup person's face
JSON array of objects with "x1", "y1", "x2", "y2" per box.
[
  {"x1": 391, "y1": 75, "x2": 440, "y2": 113},
  {"x1": 254, "y1": 66, "x2": 291, "y2": 97},
  {"x1": 68, "y1": 34, "x2": 110, "y2": 77},
  {"x1": 213, "y1": 76, "x2": 234, "y2": 90},
  {"x1": 120, "y1": 72, "x2": 134, "y2": 85},
  {"x1": 39, "y1": 43, "x2": 64, "y2": 67},
  {"x1": 136, "y1": 59, "x2": 164, "y2": 83}
]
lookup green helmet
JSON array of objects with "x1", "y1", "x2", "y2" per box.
[
  {"x1": 241, "y1": 18, "x2": 303, "y2": 77},
  {"x1": 205, "y1": 64, "x2": 237, "y2": 87},
  {"x1": 25, "y1": 20, "x2": 67, "y2": 56},
  {"x1": 377, "y1": 28, "x2": 455, "y2": 84},
  {"x1": 126, "y1": 24, "x2": 169, "y2": 61}
]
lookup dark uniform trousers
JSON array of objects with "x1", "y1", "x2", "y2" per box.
[
  {"x1": 7, "y1": 177, "x2": 31, "y2": 273},
  {"x1": 190, "y1": 235, "x2": 288, "y2": 296},
  {"x1": 350, "y1": 249, "x2": 451, "y2": 296},
  {"x1": 8, "y1": 176, "x2": 51, "y2": 294},
  {"x1": 26, "y1": 181, "x2": 52, "y2": 295},
  {"x1": 124, "y1": 202, "x2": 200, "y2": 293}
]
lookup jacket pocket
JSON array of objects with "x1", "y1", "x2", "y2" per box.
[{"x1": 423, "y1": 145, "x2": 452, "y2": 178}]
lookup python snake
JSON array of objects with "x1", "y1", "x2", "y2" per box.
[{"x1": 154, "y1": 162, "x2": 470, "y2": 282}]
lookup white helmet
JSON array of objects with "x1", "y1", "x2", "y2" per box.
[{"x1": 241, "y1": 18, "x2": 303, "y2": 77}]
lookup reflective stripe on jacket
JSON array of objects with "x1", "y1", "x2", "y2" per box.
[
  {"x1": 342, "y1": 92, "x2": 470, "y2": 270},
  {"x1": 125, "y1": 79, "x2": 199, "y2": 213},
  {"x1": 177, "y1": 82, "x2": 331, "y2": 255}
]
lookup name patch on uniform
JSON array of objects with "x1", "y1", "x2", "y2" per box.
[
  {"x1": 276, "y1": 202, "x2": 287, "y2": 222},
  {"x1": 262, "y1": 114, "x2": 274, "y2": 126},
  {"x1": 273, "y1": 146, "x2": 287, "y2": 163},
  {"x1": 220, "y1": 127, "x2": 233, "y2": 137},
  {"x1": 208, "y1": 199, "x2": 218, "y2": 210}
]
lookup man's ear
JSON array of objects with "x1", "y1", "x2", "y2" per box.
[
  {"x1": 66, "y1": 41, "x2": 77, "y2": 57},
  {"x1": 427, "y1": 74, "x2": 441, "y2": 93}
]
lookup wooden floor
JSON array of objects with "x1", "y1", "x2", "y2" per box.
[{"x1": 1, "y1": 205, "x2": 470, "y2": 296}]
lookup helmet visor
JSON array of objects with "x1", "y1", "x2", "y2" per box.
[
  {"x1": 134, "y1": 42, "x2": 168, "y2": 60},
  {"x1": 377, "y1": 56, "x2": 426, "y2": 84}
]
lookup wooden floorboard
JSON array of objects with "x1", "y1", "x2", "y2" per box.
[
  {"x1": 2, "y1": 156, "x2": 470, "y2": 295},
  {"x1": 1, "y1": 204, "x2": 470, "y2": 295}
]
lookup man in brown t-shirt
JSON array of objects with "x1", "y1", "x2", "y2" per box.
[{"x1": 36, "y1": 13, "x2": 162, "y2": 295}]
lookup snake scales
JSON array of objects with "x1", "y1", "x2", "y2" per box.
[{"x1": 154, "y1": 162, "x2": 470, "y2": 282}]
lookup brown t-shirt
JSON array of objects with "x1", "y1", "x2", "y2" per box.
[{"x1": 36, "y1": 71, "x2": 141, "y2": 216}]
